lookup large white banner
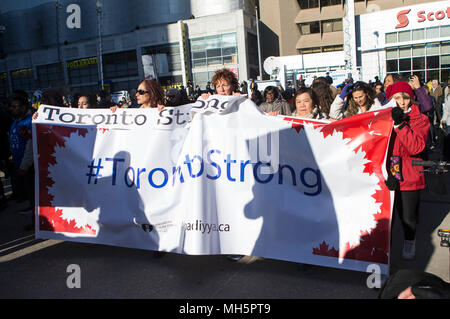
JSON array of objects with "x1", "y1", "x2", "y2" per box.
[{"x1": 33, "y1": 96, "x2": 394, "y2": 274}]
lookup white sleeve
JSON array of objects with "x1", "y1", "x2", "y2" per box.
[
  {"x1": 328, "y1": 95, "x2": 345, "y2": 120},
  {"x1": 442, "y1": 95, "x2": 450, "y2": 124}
]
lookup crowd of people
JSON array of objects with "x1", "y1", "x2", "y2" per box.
[{"x1": 1, "y1": 68, "x2": 450, "y2": 286}]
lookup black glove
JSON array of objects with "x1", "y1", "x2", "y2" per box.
[
  {"x1": 385, "y1": 174, "x2": 399, "y2": 191},
  {"x1": 391, "y1": 107, "x2": 405, "y2": 126}
]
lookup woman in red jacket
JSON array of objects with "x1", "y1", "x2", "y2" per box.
[{"x1": 385, "y1": 81, "x2": 430, "y2": 260}]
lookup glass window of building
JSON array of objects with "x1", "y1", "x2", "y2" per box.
[
  {"x1": 426, "y1": 44, "x2": 439, "y2": 55},
  {"x1": 386, "y1": 49, "x2": 398, "y2": 59},
  {"x1": 298, "y1": 47, "x2": 322, "y2": 54},
  {"x1": 412, "y1": 29, "x2": 425, "y2": 41},
  {"x1": 298, "y1": 21, "x2": 320, "y2": 35},
  {"x1": 11, "y1": 68, "x2": 34, "y2": 92},
  {"x1": 442, "y1": 42, "x2": 450, "y2": 55},
  {"x1": 441, "y1": 55, "x2": 450, "y2": 68},
  {"x1": 386, "y1": 59, "x2": 398, "y2": 73},
  {"x1": 412, "y1": 46, "x2": 425, "y2": 56},
  {"x1": 142, "y1": 43, "x2": 181, "y2": 73},
  {"x1": 440, "y1": 25, "x2": 450, "y2": 37},
  {"x1": 71, "y1": 84, "x2": 99, "y2": 95},
  {"x1": 385, "y1": 32, "x2": 397, "y2": 44},
  {"x1": 319, "y1": 0, "x2": 342, "y2": 7},
  {"x1": 398, "y1": 31, "x2": 411, "y2": 42},
  {"x1": 322, "y1": 45, "x2": 343, "y2": 52},
  {"x1": 386, "y1": 41, "x2": 449, "y2": 82},
  {"x1": 103, "y1": 50, "x2": 138, "y2": 80},
  {"x1": 192, "y1": 71, "x2": 218, "y2": 90},
  {"x1": 426, "y1": 27, "x2": 440, "y2": 40},
  {"x1": 112, "y1": 79, "x2": 140, "y2": 92},
  {"x1": 247, "y1": 33, "x2": 259, "y2": 69},
  {"x1": 37, "y1": 63, "x2": 64, "y2": 89},
  {"x1": 442, "y1": 69, "x2": 450, "y2": 83},
  {"x1": 297, "y1": 0, "x2": 319, "y2": 9},
  {"x1": 67, "y1": 57, "x2": 99, "y2": 86},
  {"x1": 426, "y1": 56, "x2": 439, "y2": 69},
  {"x1": 321, "y1": 19, "x2": 342, "y2": 33},
  {"x1": 190, "y1": 33, "x2": 238, "y2": 70},
  {"x1": 399, "y1": 47, "x2": 411, "y2": 58},
  {"x1": 399, "y1": 58, "x2": 411, "y2": 71},
  {"x1": 413, "y1": 57, "x2": 425, "y2": 70}
]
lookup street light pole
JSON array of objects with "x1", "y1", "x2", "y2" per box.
[
  {"x1": 55, "y1": 0, "x2": 63, "y2": 88},
  {"x1": 96, "y1": 1, "x2": 105, "y2": 91},
  {"x1": 255, "y1": 5, "x2": 262, "y2": 81},
  {"x1": 374, "y1": 31, "x2": 381, "y2": 80}
]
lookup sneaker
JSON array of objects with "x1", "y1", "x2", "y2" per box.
[
  {"x1": 402, "y1": 239, "x2": 416, "y2": 260},
  {"x1": 227, "y1": 255, "x2": 244, "y2": 261}
]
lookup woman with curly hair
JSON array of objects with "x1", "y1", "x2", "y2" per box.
[
  {"x1": 199, "y1": 68, "x2": 241, "y2": 100},
  {"x1": 329, "y1": 81, "x2": 382, "y2": 120}
]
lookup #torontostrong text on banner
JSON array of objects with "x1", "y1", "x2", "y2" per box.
[{"x1": 32, "y1": 95, "x2": 394, "y2": 274}]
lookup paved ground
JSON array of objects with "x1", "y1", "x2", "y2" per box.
[{"x1": 0, "y1": 148, "x2": 448, "y2": 299}]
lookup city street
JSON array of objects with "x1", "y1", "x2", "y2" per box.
[{"x1": 0, "y1": 150, "x2": 448, "y2": 300}]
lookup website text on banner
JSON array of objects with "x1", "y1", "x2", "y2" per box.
[{"x1": 32, "y1": 95, "x2": 394, "y2": 274}]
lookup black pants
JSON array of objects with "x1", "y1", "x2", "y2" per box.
[
  {"x1": 12, "y1": 165, "x2": 35, "y2": 209},
  {"x1": 393, "y1": 190, "x2": 421, "y2": 241}
]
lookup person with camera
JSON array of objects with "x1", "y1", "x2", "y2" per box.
[
  {"x1": 384, "y1": 81, "x2": 430, "y2": 260},
  {"x1": 328, "y1": 81, "x2": 382, "y2": 120}
]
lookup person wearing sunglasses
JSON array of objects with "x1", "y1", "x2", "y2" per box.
[
  {"x1": 111, "y1": 79, "x2": 165, "y2": 112},
  {"x1": 329, "y1": 80, "x2": 383, "y2": 120},
  {"x1": 135, "y1": 79, "x2": 165, "y2": 110}
]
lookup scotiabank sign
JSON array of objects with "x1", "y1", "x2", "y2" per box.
[{"x1": 395, "y1": 7, "x2": 450, "y2": 29}]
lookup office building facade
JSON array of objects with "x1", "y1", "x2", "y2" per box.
[
  {"x1": 0, "y1": 0, "x2": 274, "y2": 97},
  {"x1": 259, "y1": 0, "x2": 448, "y2": 83}
]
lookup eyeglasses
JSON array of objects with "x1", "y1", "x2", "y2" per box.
[{"x1": 136, "y1": 90, "x2": 149, "y2": 95}]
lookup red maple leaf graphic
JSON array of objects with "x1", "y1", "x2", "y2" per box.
[
  {"x1": 36, "y1": 124, "x2": 96, "y2": 235},
  {"x1": 290, "y1": 109, "x2": 394, "y2": 264}
]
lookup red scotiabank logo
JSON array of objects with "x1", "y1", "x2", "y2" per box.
[
  {"x1": 396, "y1": 7, "x2": 450, "y2": 29},
  {"x1": 395, "y1": 9, "x2": 411, "y2": 29}
]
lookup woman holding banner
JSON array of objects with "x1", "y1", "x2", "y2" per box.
[
  {"x1": 198, "y1": 68, "x2": 242, "y2": 100},
  {"x1": 329, "y1": 81, "x2": 382, "y2": 120},
  {"x1": 198, "y1": 68, "x2": 245, "y2": 262},
  {"x1": 111, "y1": 79, "x2": 165, "y2": 112},
  {"x1": 77, "y1": 94, "x2": 97, "y2": 109},
  {"x1": 291, "y1": 87, "x2": 326, "y2": 120},
  {"x1": 384, "y1": 81, "x2": 430, "y2": 260}
]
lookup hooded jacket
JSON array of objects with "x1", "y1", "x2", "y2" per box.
[{"x1": 391, "y1": 104, "x2": 430, "y2": 191}]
